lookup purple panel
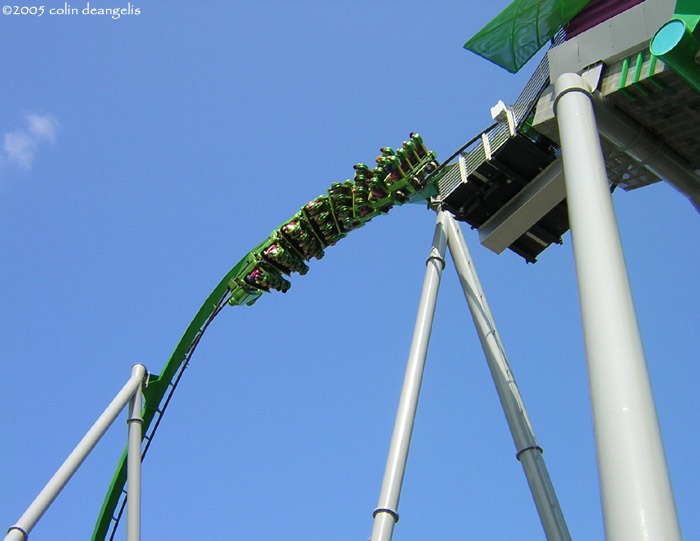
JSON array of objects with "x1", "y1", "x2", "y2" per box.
[{"x1": 565, "y1": 0, "x2": 646, "y2": 39}]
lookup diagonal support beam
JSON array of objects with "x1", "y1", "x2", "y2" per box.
[
  {"x1": 445, "y1": 211, "x2": 571, "y2": 541},
  {"x1": 370, "y1": 209, "x2": 448, "y2": 541}
]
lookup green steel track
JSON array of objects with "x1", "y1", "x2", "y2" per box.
[{"x1": 92, "y1": 134, "x2": 447, "y2": 540}]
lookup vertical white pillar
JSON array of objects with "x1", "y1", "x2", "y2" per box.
[
  {"x1": 370, "y1": 209, "x2": 448, "y2": 541},
  {"x1": 554, "y1": 73, "x2": 681, "y2": 541},
  {"x1": 127, "y1": 363, "x2": 146, "y2": 541}
]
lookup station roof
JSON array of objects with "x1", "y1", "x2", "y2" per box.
[{"x1": 464, "y1": 0, "x2": 590, "y2": 73}]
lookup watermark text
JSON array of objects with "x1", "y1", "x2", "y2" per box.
[{"x1": 2, "y1": 2, "x2": 141, "y2": 19}]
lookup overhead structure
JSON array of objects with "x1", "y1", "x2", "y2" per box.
[
  {"x1": 531, "y1": 0, "x2": 700, "y2": 212},
  {"x1": 448, "y1": 0, "x2": 699, "y2": 267}
]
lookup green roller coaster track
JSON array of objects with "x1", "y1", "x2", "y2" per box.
[{"x1": 92, "y1": 134, "x2": 447, "y2": 540}]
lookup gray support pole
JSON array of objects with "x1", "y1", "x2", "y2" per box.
[
  {"x1": 5, "y1": 364, "x2": 148, "y2": 541},
  {"x1": 127, "y1": 364, "x2": 145, "y2": 541},
  {"x1": 553, "y1": 72, "x2": 681, "y2": 541},
  {"x1": 444, "y1": 212, "x2": 571, "y2": 541},
  {"x1": 370, "y1": 209, "x2": 448, "y2": 541}
]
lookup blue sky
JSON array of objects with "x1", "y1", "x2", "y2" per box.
[{"x1": 1, "y1": 1, "x2": 698, "y2": 539}]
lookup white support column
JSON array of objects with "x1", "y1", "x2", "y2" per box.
[
  {"x1": 554, "y1": 72, "x2": 681, "y2": 541},
  {"x1": 370, "y1": 209, "x2": 448, "y2": 541},
  {"x1": 444, "y1": 212, "x2": 571, "y2": 541},
  {"x1": 5, "y1": 363, "x2": 148, "y2": 541},
  {"x1": 127, "y1": 364, "x2": 146, "y2": 541}
]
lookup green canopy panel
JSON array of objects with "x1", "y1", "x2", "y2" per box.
[
  {"x1": 674, "y1": 0, "x2": 700, "y2": 30},
  {"x1": 465, "y1": 0, "x2": 590, "y2": 73}
]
